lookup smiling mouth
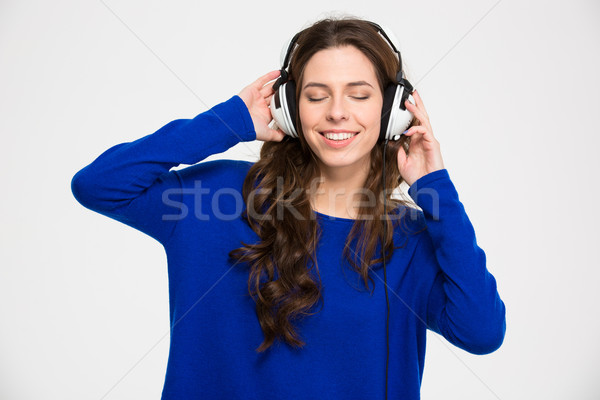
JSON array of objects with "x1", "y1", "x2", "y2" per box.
[{"x1": 319, "y1": 131, "x2": 359, "y2": 141}]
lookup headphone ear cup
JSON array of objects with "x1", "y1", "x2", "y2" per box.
[
  {"x1": 380, "y1": 84, "x2": 397, "y2": 141},
  {"x1": 270, "y1": 80, "x2": 298, "y2": 138},
  {"x1": 381, "y1": 85, "x2": 414, "y2": 141},
  {"x1": 269, "y1": 82, "x2": 297, "y2": 137},
  {"x1": 284, "y1": 80, "x2": 298, "y2": 137}
]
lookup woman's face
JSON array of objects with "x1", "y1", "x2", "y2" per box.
[{"x1": 299, "y1": 45, "x2": 383, "y2": 173}]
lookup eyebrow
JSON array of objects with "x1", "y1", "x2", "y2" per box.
[{"x1": 302, "y1": 81, "x2": 375, "y2": 90}]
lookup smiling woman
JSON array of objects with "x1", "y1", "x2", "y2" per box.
[{"x1": 71, "y1": 15, "x2": 506, "y2": 400}]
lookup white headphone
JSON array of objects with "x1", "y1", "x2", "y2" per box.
[{"x1": 269, "y1": 21, "x2": 415, "y2": 141}]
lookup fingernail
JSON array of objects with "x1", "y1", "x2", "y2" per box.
[{"x1": 403, "y1": 129, "x2": 409, "y2": 134}]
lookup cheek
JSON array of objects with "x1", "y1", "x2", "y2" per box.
[
  {"x1": 298, "y1": 104, "x2": 323, "y2": 138},
  {"x1": 298, "y1": 104, "x2": 308, "y2": 127},
  {"x1": 357, "y1": 104, "x2": 383, "y2": 131},
  {"x1": 298, "y1": 106, "x2": 313, "y2": 145},
  {"x1": 299, "y1": 101, "x2": 315, "y2": 122}
]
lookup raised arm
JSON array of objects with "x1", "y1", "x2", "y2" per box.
[
  {"x1": 409, "y1": 169, "x2": 506, "y2": 355},
  {"x1": 71, "y1": 95, "x2": 255, "y2": 244},
  {"x1": 71, "y1": 70, "x2": 284, "y2": 245}
]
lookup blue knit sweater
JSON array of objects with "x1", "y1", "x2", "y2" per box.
[{"x1": 71, "y1": 95, "x2": 506, "y2": 399}]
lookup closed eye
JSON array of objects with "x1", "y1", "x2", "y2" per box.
[{"x1": 308, "y1": 96, "x2": 369, "y2": 102}]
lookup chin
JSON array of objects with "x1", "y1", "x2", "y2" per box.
[{"x1": 315, "y1": 151, "x2": 372, "y2": 171}]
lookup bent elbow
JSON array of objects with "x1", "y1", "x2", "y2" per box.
[
  {"x1": 445, "y1": 303, "x2": 507, "y2": 355},
  {"x1": 71, "y1": 168, "x2": 93, "y2": 207},
  {"x1": 461, "y1": 305, "x2": 507, "y2": 355},
  {"x1": 467, "y1": 318, "x2": 506, "y2": 355},
  {"x1": 71, "y1": 167, "x2": 106, "y2": 211}
]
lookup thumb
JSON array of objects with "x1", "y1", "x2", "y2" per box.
[
  {"x1": 397, "y1": 145, "x2": 407, "y2": 169},
  {"x1": 268, "y1": 128, "x2": 286, "y2": 142},
  {"x1": 257, "y1": 123, "x2": 286, "y2": 142}
]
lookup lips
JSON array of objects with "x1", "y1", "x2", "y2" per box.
[
  {"x1": 319, "y1": 129, "x2": 360, "y2": 141},
  {"x1": 317, "y1": 129, "x2": 360, "y2": 148}
]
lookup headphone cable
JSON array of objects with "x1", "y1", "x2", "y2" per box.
[{"x1": 382, "y1": 139, "x2": 390, "y2": 400}]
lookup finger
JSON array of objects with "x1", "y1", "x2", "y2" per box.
[
  {"x1": 404, "y1": 100, "x2": 425, "y2": 121},
  {"x1": 397, "y1": 144, "x2": 407, "y2": 166},
  {"x1": 268, "y1": 128, "x2": 286, "y2": 142},
  {"x1": 404, "y1": 100, "x2": 430, "y2": 128},
  {"x1": 254, "y1": 70, "x2": 281, "y2": 90},
  {"x1": 405, "y1": 126, "x2": 440, "y2": 147},
  {"x1": 411, "y1": 90, "x2": 429, "y2": 117},
  {"x1": 403, "y1": 125, "x2": 429, "y2": 139},
  {"x1": 260, "y1": 83, "x2": 275, "y2": 98}
]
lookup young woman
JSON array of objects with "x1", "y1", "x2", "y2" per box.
[{"x1": 72, "y1": 17, "x2": 505, "y2": 400}]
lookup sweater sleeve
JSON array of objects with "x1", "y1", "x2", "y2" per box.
[
  {"x1": 408, "y1": 169, "x2": 506, "y2": 355},
  {"x1": 71, "y1": 95, "x2": 256, "y2": 245}
]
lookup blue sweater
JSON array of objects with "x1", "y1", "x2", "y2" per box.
[{"x1": 71, "y1": 95, "x2": 506, "y2": 399}]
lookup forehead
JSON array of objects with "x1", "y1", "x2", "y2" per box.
[{"x1": 301, "y1": 46, "x2": 378, "y2": 87}]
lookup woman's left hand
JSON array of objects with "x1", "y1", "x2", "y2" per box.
[{"x1": 397, "y1": 89, "x2": 445, "y2": 186}]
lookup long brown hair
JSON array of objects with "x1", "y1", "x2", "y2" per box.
[{"x1": 229, "y1": 17, "x2": 422, "y2": 352}]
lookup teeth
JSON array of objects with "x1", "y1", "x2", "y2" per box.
[{"x1": 323, "y1": 132, "x2": 357, "y2": 141}]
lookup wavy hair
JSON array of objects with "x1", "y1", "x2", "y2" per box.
[{"x1": 229, "y1": 17, "x2": 422, "y2": 352}]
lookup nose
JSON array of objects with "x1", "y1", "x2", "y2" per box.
[{"x1": 326, "y1": 96, "x2": 349, "y2": 121}]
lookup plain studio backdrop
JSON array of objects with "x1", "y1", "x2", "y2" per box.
[{"x1": 1, "y1": 0, "x2": 599, "y2": 399}]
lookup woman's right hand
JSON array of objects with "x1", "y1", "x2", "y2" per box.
[{"x1": 238, "y1": 70, "x2": 286, "y2": 142}]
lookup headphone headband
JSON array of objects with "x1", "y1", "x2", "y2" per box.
[
  {"x1": 279, "y1": 21, "x2": 405, "y2": 80},
  {"x1": 280, "y1": 31, "x2": 301, "y2": 72}
]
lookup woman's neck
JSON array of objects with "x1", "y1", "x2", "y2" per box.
[{"x1": 309, "y1": 160, "x2": 371, "y2": 219}]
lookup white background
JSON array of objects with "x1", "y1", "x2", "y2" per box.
[{"x1": 1, "y1": 0, "x2": 599, "y2": 399}]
